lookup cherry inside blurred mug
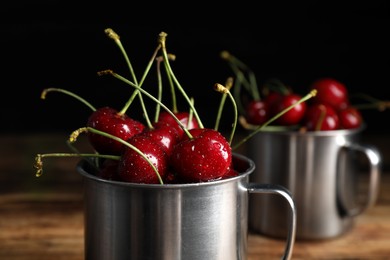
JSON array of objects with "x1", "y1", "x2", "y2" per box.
[
  {"x1": 77, "y1": 153, "x2": 297, "y2": 260},
  {"x1": 246, "y1": 125, "x2": 381, "y2": 240}
]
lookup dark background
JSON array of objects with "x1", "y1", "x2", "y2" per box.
[{"x1": 1, "y1": 1, "x2": 390, "y2": 135}]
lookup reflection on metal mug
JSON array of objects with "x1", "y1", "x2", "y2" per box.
[
  {"x1": 77, "y1": 153, "x2": 297, "y2": 260},
  {"x1": 246, "y1": 125, "x2": 381, "y2": 240}
]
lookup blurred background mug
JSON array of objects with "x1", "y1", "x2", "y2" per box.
[
  {"x1": 77, "y1": 153, "x2": 297, "y2": 260},
  {"x1": 246, "y1": 125, "x2": 381, "y2": 240}
]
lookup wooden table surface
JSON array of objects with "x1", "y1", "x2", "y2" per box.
[{"x1": 1, "y1": 133, "x2": 389, "y2": 260}]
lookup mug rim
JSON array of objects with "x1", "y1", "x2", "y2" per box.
[
  {"x1": 252, "y1": 124, "x2": 366, "y2": 137},
  {"x1": 77, "y1": 152, "x2": 255, "y2": 189}
]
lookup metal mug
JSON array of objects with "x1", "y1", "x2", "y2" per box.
[
  {"x1": 246, "y1": 125, "x2": 381, "y2": 240},
  {"x1": 77, "y1": 153, "x2": 297, "y2": 260}
]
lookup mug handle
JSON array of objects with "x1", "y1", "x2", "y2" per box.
[
  {"x1": 247, "y1": 183, "x2": 297, "y2": 260},
  {"x1": 339, "y1": 143, "x2": 382, "y2": 217}
]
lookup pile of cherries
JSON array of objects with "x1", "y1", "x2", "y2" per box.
[
  {"x1": 34, "y1": 30, "x2": 253, "y2": 185},
  {"x1": 221, "y1": 51, "x2": 388, "y2": 132}
]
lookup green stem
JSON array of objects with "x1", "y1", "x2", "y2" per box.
[
  {"x1": 159, "y1": 32, "x2": 204, "y2": 128},
  {"x1": 163, "y1": 54, "x2": 178, "y2": 113},
  {"x1": 214, "y1": 83, "x2": 238, "y2": 145},
  {"x1": 154, "y1": 56, "x2": 164, "y2": 123},
  {"x1": 34, "y1": 153, "x2": 119, "y2": 177},
  {"x1": 233, "y1": 77, "x2": 246, "y2": 115},
  {"x1": 214, "y1": 77, "x2": 233, "y2": 131},
  {"x1": 349, "y1": 93, "x2": 390, "y2": 111},
  {"x1": 41, "y1": 88, "x2": 96, "y2": 111},
  {"x1": 187, "y1": 97, "x2": 195, "y2": 128}
]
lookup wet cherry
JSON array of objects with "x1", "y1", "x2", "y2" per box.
[
  {"x1": 158, "y1": 111, "x2": 199, "y2": 138},
  {"x1": 245, "y1": 100, "x2": 269, "y2": 125},
  {"x1": 273, "y1": 93, "x2": 307, "y2": 126},
  {"x1": 170, "y1": 128, "x2": 232, "y2": 182},
  {"x1": 310, "y1": 78, "x2": 349, "y2": 110},
  {"x1": 338, "y1": 106, "x2": 363, "y2": 129},
  {"x1": 118, "y1": 134, "x2": 168, "y2": 184},
  {"x1": 87, "y1": 106, "x2": 145, "y2": 155}
]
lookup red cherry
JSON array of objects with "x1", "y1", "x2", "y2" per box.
[
  {"x1": 87, "y1": 107, "x2": 145, "y2": 155},
  {"x1": 273, "y1": 93, "x2": 307, "y2": 126},
  {"x1": 118, "y1": 135, "x2": 168, "y2": 184},
  {"x1": 170, "y1": 128, "x2": 232, "y2": 182},
  {"x1": 338, "y1": 106, "x2": 363, "y2": 129},
  {"x1": 264, "y1": 91, "x2": 283, "y2": 116},
  {"x1": 245, "y1": 100, "x2": 269, "y2": 125},
  {"x1": 158, "y1": 111, "x2": 199, "y2": 138},
  {"x1": 310, "y1": 78, "x2": 349, "y2": 110},
  {"x1": 304, "y1": 103, "x2": 340, "y2": 131},
  {"x1": 140, "y1": 121, "x2": 181, "y2": 156}
]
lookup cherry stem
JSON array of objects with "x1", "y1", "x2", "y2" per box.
[
  {"x1": 34, "y1": 153, "x2": 119, "y2": 177},
  {"x1": 232, "y1": 89, "x2": 317, "y2": 150},
  {"x1": 349, "y1": 92, "x2": 390, "y2": 111},
  {"x1": 232, "y1": 76, "x2": 246, "y2": 116},
  {"x1": 214, "y1": 83, "x2": 238, "y2": 145},
  {"x1": 70, "y1": 127, "x2": 164, "y2": 184},
  {"x1": 98, "y1": 70, "x2": 193, "y2": 139},
  {"x1": 159, "y1": 32, "x2": 204, "y2": 128},
  {"x1": 220, "y1": 50, "x2": 260, "y2": 101},
  {"x1": 105, "y1": 28, "x2": 160, "y2": 129},
  {"x1": 238, "y1": 116, "x2": 296, "y2": 131},
  {"x1": 65, "y1": 139, "x2": 98, "y2": 168},
  {"x1": 187, "y1": 97, "x2": 195, "y2": 128},
  {"x1": 154, "y1": 56, "x2": 164, "y2": 123},
  {"x1": 315, "y1": 104, "x2": 327, "y2": 131},
  {"x1": 41, "y1": 88, "x2": 96, "y2": 111},
  {"x1": 154, "y1": 54, "x2": 177, "y2": 123},
  {"x1": 353, "y1": 102, "x2": 390, "y2": 111},
  {"x1": 105, "y1": 28, "x2": 138, "y2": 86},
  {"x1": 262, "y1": 78, "x2": 290, "y2": 96},
  {"x1": 214, "y1": 77, "x2": 233, "y2": 131},
  {"x1": 163, "y1": 54, "x2": 178, "y2": 113}
]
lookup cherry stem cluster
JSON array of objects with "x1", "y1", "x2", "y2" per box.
[
  {"x1": 98, "y1": 70, "x2": 193, "y2": 139},
  {"x1": 159, "y1": 32, "x2": 204, "y2": 128},
  {"x1": 220, "y1": 50, "x2": 260, "y2": 115},
  {"x1": 105, "y1": 28, "x2": 162, "y2": 129}
]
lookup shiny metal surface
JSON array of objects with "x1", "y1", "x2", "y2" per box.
[
  {"x1": 247, "y1": 126, "x2": 381, "y2": 240},
  {"x1": 77, "y1": 153, "x2": 297, "y2": 260}
]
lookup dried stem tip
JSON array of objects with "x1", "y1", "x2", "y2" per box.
[
  {"x1": 105, "y1": 28, "x2": 120, "y2": 41},
  {"x1": 97, "y1": 69, "x2": 113, "y2": 76},
  {"x1": 158, "y1": 31, "x2": 168, "y2": 47},
  {"x1": 220, "y1": 50, "x2": 231, "y2": 60},
  {"x1": 34, "y1": 154, "x2": 43, "y2": 177},
  {"x1": 69, "y1": 127, "x2": 88, "y2": 143},
  {"x1": 214, "y1": 83, "x2": 229, "y2": 94}
]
